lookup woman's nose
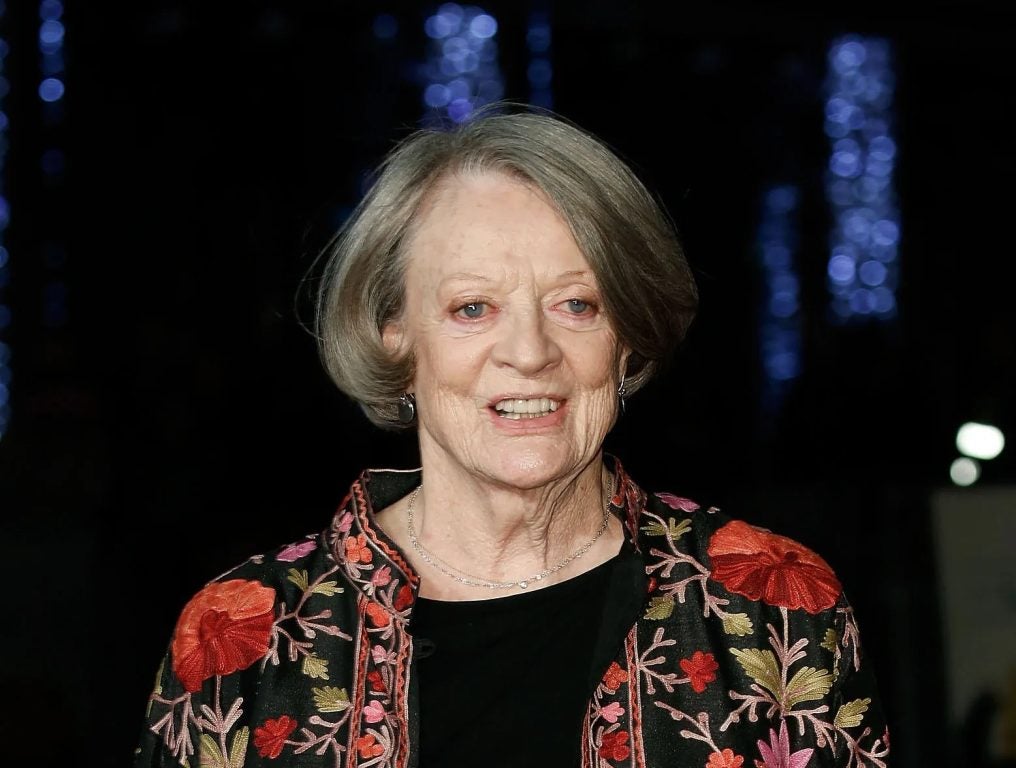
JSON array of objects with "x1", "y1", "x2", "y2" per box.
[{"x1": 491, "y1": 308, "x2": 562, "y2": 375}]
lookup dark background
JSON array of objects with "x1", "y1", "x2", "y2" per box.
[{"x1": 1, "y1": 1, "x2": 1013, "y2": 765}]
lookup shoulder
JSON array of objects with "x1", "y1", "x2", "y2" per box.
[
  {"x1": 638, "y1": 488, "x2": 844, "y2": 616},
  {"x1": 169, "y1": 531, "x2": 348, "y2": 654},
  {"x1": 165, "y1": 530, "x2": 356, "y2": 693}
]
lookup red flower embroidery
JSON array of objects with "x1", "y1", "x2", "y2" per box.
[
  {"x1": 394, "y1": 584, "x2": 414, "y2": 611},
  {"x1": 707, "y1": 520, "x2": 842, "y2": 614},
  {"x1": 356, "y1": 734, "x2": 385, "y2": 759},
  {"x1": 367, "y1": 670, "x2": 386, "y2": 692},
  {"x1": 680, "y1": 650, "x2": 719, "y2": 693},
  {"x1": 707, "y1": 748, "x2": 745, "y2": 768},
  {"x1": 365, "y1": 601, "x2": 390, "y2": 628},
  {"x1": 171, "y1": 579, "x2": 276, "y2": 692},
  {"x1": 253, "y1": 715, "x2": 297, "y2": 759},
  {"x1": 345, "y1": 533, "x2": 373, "y2": 564},
  {"x1": 602, "y1": 661, "x2": 629, "y2": 692},
  {"x1": 599, "y1": 730, "x2": 631, "y2": 762}
]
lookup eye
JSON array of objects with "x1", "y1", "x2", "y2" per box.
[
  {"x1": 455, "y1": 302, "x2": 489, "y2": 319},
  {"x1": 563, "y1": 298, "x2": 593, "y2": 314}
]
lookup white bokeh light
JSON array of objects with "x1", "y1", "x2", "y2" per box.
[
  {"x1": 949, "y1": 457, "x2": 980, "y2": 487},
  {"x1": 956, "y1": 422, "x2": 1005, "y2": 460}
]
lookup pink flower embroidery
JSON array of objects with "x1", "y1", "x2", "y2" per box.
[
  {"x1": 337, "y1": 512, "x2": 353, "y2": 533},
  {"x1": 371, "y1": 645, "x2": 389, "y2": 664},
  {"x1": 755, "y1": 720, "x2": 813, "y2": 768},
  {"x1": 656, "y1": 492, "x2": 700, "y2": 512},
  {"x1": 600, "y1": 701, "x2": 625, "y2": 723},
  {"x1": 276, "y1": 539, "x2": 317, "y2": 562},
  {"x1": 363, "y1": 699, "x2": 386, "y2": 724},
  {"x1": 371, "y1": 566, "x2": 392, "y2": 587}
]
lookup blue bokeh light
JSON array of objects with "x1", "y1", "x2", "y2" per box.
[
  {"x1": 39, "y1": 76, "x2": 64, "y2": 102},
  {"x1": 421, "y1": 5, "x2": 502, "y2": 125},
  {"x1": 825, "y1": 35, "x2": 900, "y2": 323},
  {"x1": 758, "y1": 184, "x2": 802, "y2": 414}
]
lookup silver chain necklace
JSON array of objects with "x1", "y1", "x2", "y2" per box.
[{"x1": 405, "y1": 480, "x2": 614, "y2": 590}]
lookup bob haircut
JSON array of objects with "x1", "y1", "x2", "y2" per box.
[{"x1": 315, "y1": 103, "x2": 698, "y2": 430}]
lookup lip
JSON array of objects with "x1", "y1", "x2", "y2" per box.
[{"x1": 486, "y1": 396, "x2": 567, "y2": 432}]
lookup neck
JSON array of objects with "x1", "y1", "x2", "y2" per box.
[{"x1": 380, "y1": 449, "x2": 620, "y2": 599}]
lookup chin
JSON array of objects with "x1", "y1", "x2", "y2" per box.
[{"x1": 485, "y1": 445, "x2": 583, "y2": 490}]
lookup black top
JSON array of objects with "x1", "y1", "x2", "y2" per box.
[{"x1": 409, "y1": 552, "x2": 621, "y2": 768}]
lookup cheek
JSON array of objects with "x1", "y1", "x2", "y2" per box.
[
  {"x1": 413, "y1": 332, "x2": 490, "y2": 394},
  {"x1": 568, "y1": 334, "x2": 620, "y2": 389}
]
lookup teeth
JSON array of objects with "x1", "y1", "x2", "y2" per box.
[{"x1": 494, "y1": 397, "x2": 560, "y2": 417}]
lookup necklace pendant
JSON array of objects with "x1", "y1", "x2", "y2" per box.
[{"x1": 519, "y1": 581, "x2": 528, "y2": 589}]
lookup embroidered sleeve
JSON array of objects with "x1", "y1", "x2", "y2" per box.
[{"x1": 819, "y1": 597, "x2": 891, "y2": 766}]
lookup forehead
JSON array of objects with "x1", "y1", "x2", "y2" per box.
[{"x1": 404, "y1": 171, "x2": 592, "y2": 278}]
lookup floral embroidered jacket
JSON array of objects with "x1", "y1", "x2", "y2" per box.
[{"x1": 135, "y1": 459, "x2": 891, "y2": 767}]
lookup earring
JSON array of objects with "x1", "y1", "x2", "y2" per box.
[
  {"x1": 397, "y1": 393, "x2": 416, "y2": 425},
  {"x1": 617, "y1": 374, "x2": 627, "y2": 414}
]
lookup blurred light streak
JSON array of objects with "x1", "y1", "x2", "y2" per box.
[
  {"x1": 526, "y1": 6, "x2": 552, "y2": 108},
  {"x1": 758, "y1": 185, "x2": 802, "y2": 416},
  {"x1": 420, "y1": 4, "x2": 503, "y2": 126},
  {"x1": 824, "y1": 35, "x2": 900, "y2": 322},
  {"x1": 39, "y1": 0, "x2": 67, "y2": 331}
]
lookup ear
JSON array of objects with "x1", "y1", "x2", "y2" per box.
[
  {"x1": 382, "y1": 320, "x2": 404, "y2": 355},
  {"x1": 616, "y1": 344, "x2": 632, "y2": 381}
]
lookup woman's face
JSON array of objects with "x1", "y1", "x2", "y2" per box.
[{"x1": 389, "y1": 171, "x2": 625, "y2": 491}]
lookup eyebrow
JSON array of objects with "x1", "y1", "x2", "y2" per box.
[{"x1": 439, "y1": 269, "x2": 594, "y2": 287}]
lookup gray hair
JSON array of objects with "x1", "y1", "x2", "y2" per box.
[{"x1": 314, "y1": 104, "x2": 698, "y2": 430}]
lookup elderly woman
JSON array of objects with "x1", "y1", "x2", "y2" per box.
[{"x1": 135, "y1": 106, "x2": 890, "y2": 767}]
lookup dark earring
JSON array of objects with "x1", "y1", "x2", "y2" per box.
[
  {"x1": 617, "y1": 375, "x2": 627, "y2": 414},
  {"x1": 397, "y1": 393, "x2": 416, "y2": 425}
]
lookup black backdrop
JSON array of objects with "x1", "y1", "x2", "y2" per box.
[{"x1": 1, "y1": 2, "x2": 1013, "y2": 766}]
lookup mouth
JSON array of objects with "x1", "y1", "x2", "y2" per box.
[{"x1": 491, "y1": 397, "x2": 562, "y2": 420}]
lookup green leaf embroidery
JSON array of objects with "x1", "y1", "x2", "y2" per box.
[
  {"x1": 302, "y1": 654, "x2": 330, "y2": 680},
  {"x1": 721, "y1": 613, "x2": 754, "y2": 636},
  {"x1": 227, "y1": 727, "x2": 249, "y2": 768},
  {"x1": 311, "y1": 580, "x2": 344, "y2": 597},
  {"x1": 640, "y1": 517, "x2": 692, "y2": 540},
  {"x1": 644, "y1": 595, "x2": 675, "y2": 620},
  {"x1": 834, "y1": 697, "x2": 871, "y2": 728},
  {"x1": 287, "y1": 569, "x2": 309, "y2": 591},
  {"x1": 785, "y1": 666, "x2": 834, "y2": 707},
  {"x1": 313, "y1": 686, "x2": 351, "y2": 713},
  {"x1": 820, "y1": 628, "x2": 839, "y2": 653},
  {"x1": 730, "y1": 648, "x2": 781, "y2": 699},
  {"x1": 199, "y1": 734, "x2": 225, "y2": 768}
]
